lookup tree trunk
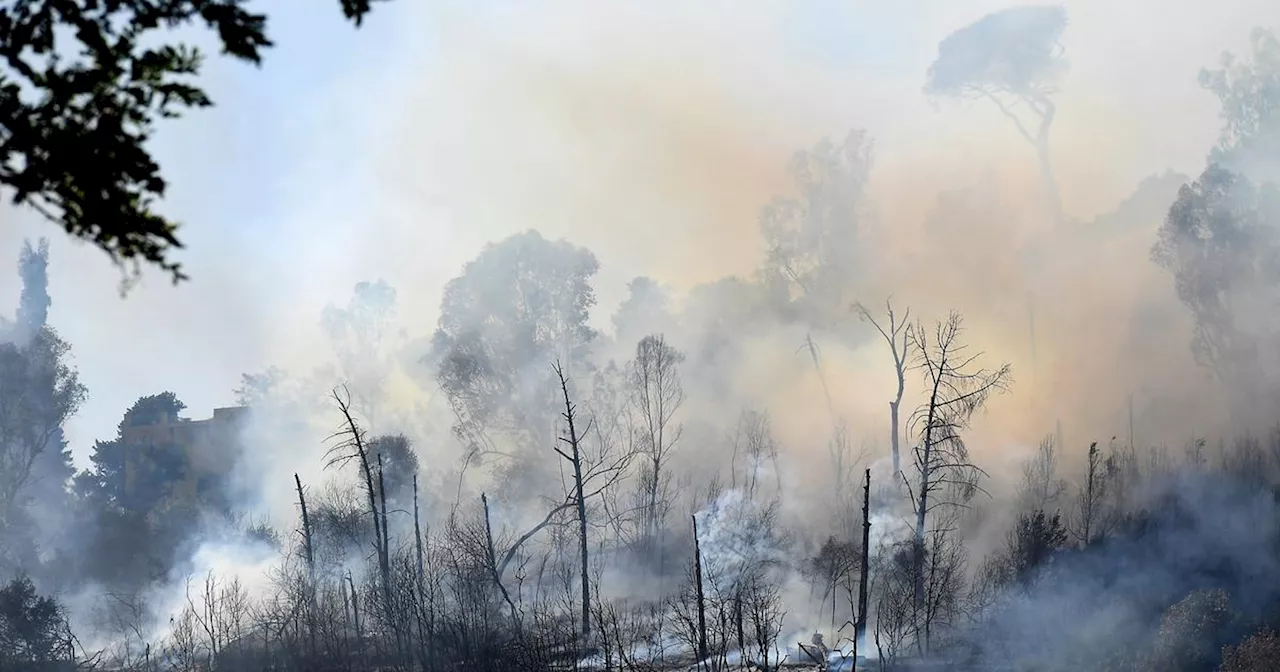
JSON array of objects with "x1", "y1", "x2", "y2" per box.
[
  {"x1": 556, "y1": 364, "x2": 592, "y2": 639},
  {"x1": 734, "y1": 591, "x2": 745, "y2": 656},
  {"x1": 294, "y1": 474, "x2": 316, "y2": 658},
  {"x1": 413, "y1": 475, "x2": 425, "y2": 581},
  {"x1": 915, "y1": 367, "x2": 944, "y2": 624},
  {"x1": 693, "y1": 514, "x2": 709, "y2": 666},
  {"x1": 482, "y1": 493, "x2": 522, "y2": 630},
  {"x1": 856, "y1": 468, "x2": 871, "y2": 658},
  {"x1": 375, "y1": 453, "x2": 399, "y2": 656},
  {"x1": 1035, "y1": 99, "x2": 1064, "y2": 226},
  {"x1": 889, "y1": 400, "x2": 901, "y2": 477}
]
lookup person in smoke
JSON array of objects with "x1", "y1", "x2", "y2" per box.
[{"x1": 800, "y1": 632, "x2": 830, "y2": 666}]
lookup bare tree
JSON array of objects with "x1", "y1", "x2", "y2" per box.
[
  {"x1": 730, "y1": 410, "x2": 781, "y2": 500},
  {"x1": 472, "y1": 363, "x2": 633, "y2": 643},
  {"x1": 556, "y1": 358, "x2": 593, "y2": 640},
  {"x1": 906, "y1": 313, "x2": 1011, "y2": 630},
  {"x1": 629, "y1": 334, "x2": 685, "y2": 551},
  {"x1": 323, "y1": 387, "x2": 394, "y2": 640},
  {"x1": 293, "y1": 474, "x2": 317, "y2": 658},
  {"x1": 856, "y1": 299, "x2": 912, "y2": 476},
  {"x1": 744, "y1": 574, "x2": 787, "y2": 670},
  {"x1": 692, "y1": 514, "x2": 710, "y2": 667},
  {"x1": 856, "y1": 468, "x2": 872, "y2": 657},
  {"x1": 554, "y1": 360, "x2": 635, "y2": 639},
  {"x1": 1017, "y1": 434, "x2": 1067, "y2": 513},
  {"x1": 872, "y1": 542, "x2": 917, "y2": 668}
]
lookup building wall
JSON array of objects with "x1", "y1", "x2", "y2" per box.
[{"x1": 119, "y1": 406, "x2": 249, "y2": 503}]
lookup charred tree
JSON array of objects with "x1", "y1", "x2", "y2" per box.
[
  {"x1": 481, "y1": 492, "x2": 521, "y2": 628},
  {"x1": 325, "y1": 388, "x2": 394, "y2": 650},
  {"x1": 855, "y1": 299, "x2": 911, "y2": 477},
  {"x1": 413, "y1": 474, "x2": 425, "y2": 581},
  {"x1": 693, "y1": 514, "x2": 709, "y2": 666},
  {"x1": 294, "y1": 474, "x2": 316, "y2": 657},
  {"x1": 375, "y1": 453, "x2": 401, "y2": 656},
  {"x1": 906, "y1": 313, "x2": 1011, "y2": 645},
  {"x1": 554, "y1": 361, "x2": 593, "y2": 639},
  {"x1": 630, "y1": 334, "x2": 686, "y2": 554},
  {"x1": 856, "y1": 468, "x2": 871, "y2": 658}
]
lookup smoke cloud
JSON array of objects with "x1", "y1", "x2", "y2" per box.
[{"x1": 2, "y1": 0, "x2": 1280, "y2": 668}]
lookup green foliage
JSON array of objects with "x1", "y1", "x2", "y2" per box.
[
  {"x1": 0, "y1": 575, "x2": 68, "y2": 667},
  {"x1": 120, "y1": 390, "x2": 187, "y2": 428},
  {"x1": 0, "y1": 0, "x2": 389, "y2": 283},
  {"x1": 72, "y1": 390, "x2": 238, "y2": 589},
  {"x1": 368, "y1": 433, "x2": 417, "y2": 504},
  {"x1": 0, "y1": 327, "x2": 86, "y2": 521},
  {"x1": 1003, "y1": 509, "x2": 1068, "y2": 589},
  {"x1": 84, "y1": 438, "x2": 190, "y2": 513}
]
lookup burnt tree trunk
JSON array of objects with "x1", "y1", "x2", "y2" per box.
[
  {"x1": 294, "y1": 474, "x2": 316, "y2": 658},
  {"x1": 693, "y1": 514, "x2": 709, "y2": 666},
  {"x1": 889, "y1": 399, "x2": 901, "y2": 477},
  {"x1": 556, "y1": 363, "x2": 592, "y2": 640},
  {"x1": 413, "y1": 474, "x2": 425, "y2": 580},
  {"x1": 376, "y1": 453, "x2": 399, "y2": 656},
  {"x1": 855, "y1": 468, "x2": 871, "y2": 658},
  {"x1": 482, "y1": 492, "x2": 522, "y2": 628}
]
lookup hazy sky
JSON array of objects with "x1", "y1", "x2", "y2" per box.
[{"x1": 0, "y1": 0, "x2": 1273, "y2": 467}]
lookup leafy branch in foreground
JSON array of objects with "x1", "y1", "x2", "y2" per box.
[{"x1": 0, "y1": 0, "x2": 389, "y2": 285}]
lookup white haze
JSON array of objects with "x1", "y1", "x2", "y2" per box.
[{"x1": 0, "y1": 0, "x2": 1276, "y2": 655}]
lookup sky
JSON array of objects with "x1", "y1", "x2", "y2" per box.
[{"x1": 0, "y1": 0, "x2": 1274, "y2": 469}]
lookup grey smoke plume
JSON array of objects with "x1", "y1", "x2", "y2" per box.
[{"x1": 2, "y1": 2, "x2": 1280, "y2": 670}]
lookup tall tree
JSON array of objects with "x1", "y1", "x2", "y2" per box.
[
  {"x1": 855, "y1": 299, "x2": 912, "y2": 476},
  {"x1": 906, "y1": 313, "x2": 1010, "y2": 636},
  {"x1": 760, "y1": 130, "x2": 873, "y2": 325},
  {"x1": 12, "y1": 239, "x2": 76, "y2": 557},
  {"x1": 0, "y1": 0, "x2": 390, "y2": 284},
  {"x1": 628, "y1": 335, "x2": 685, "y2": 549},
  {"x1": 553, "y1": 362, "x2": 593, "y2": 638},
  {"x1": 926, "y1": 5, "x2": 1069, "y2": 225},
  {"x1": 1153, "y1": 28, "x2": 1280, "y2": 416},
  {"x1": 1152, "y1": 166, "x2": 1280, "y2": 410},
  {"x1": 80, "y1": 392, "x2": 192, "y2": 514},
  {"x1": 325, "y1": 387, "x2": 395, "y2": 645},
  {"x1": 0, "y1": 327, "x2": 86, "y2": 570},
  {"x1": 482, "y1": 364, "x2": 632, "y2": 621},
  {"x1": 429, "y1": 230, "x2": 600, "y2": 472}
]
